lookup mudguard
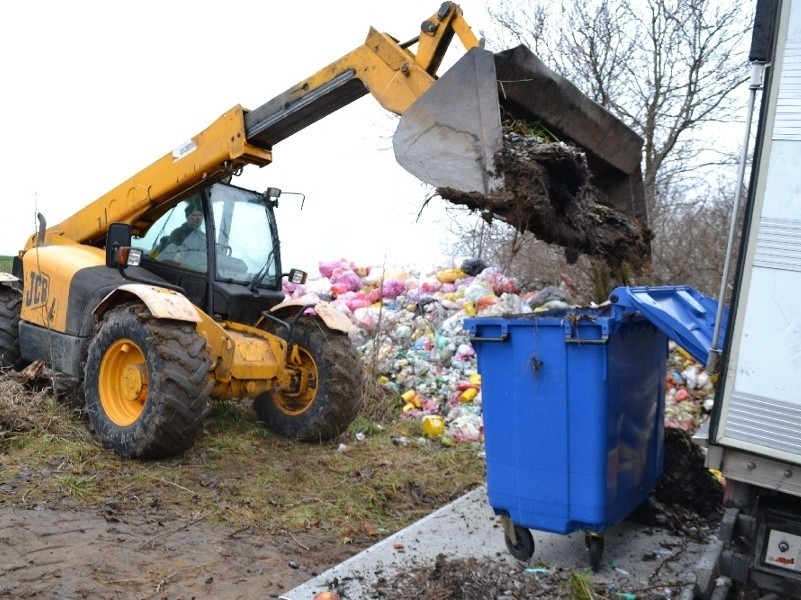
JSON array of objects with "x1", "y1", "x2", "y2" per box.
[
  {"x1": 270, "y1": 299, "x2": 357, "y2": 335},
  {"x1": 93, "y1": 283, "x2": 201, "y2": 322}
]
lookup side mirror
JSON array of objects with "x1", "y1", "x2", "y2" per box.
[
  {"x1": 287, "y1": 268, "x2": 307, "y2": 285},
  {"x1": 265, "y1": 187, "x2": 282, "y2": 207},
  {"x1": 106, "y1": 223, "x2": 134, "y2": 268}
]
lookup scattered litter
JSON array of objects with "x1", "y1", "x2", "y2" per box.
[
  {"x1": 421, "y1": 415, "x2": 444, "y2": 437},
  {"x1": 290, "y1": 260, "x2": 718, "y2": 447}
]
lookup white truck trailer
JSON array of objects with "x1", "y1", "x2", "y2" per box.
[{"x1": 698, "y1": 0, "x2": 801, "y2": 597}]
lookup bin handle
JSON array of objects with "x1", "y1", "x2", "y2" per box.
[
  {"x1": 469, "y1": 323, "x2": 508, "y2": 343},
  {"x1": 565, "y1": 334, "x2": 608, "y2": 345},
  {"x1": 469, "y1": 333, "x2": 509, "y2": 343}
]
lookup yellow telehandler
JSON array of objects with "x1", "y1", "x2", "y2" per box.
[{"x1": 0, "y1": 2, "x2": 645, "y2": 459}]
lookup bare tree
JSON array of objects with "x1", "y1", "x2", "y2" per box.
[{"x1": 648, "y1": 175, "x2": 741, "y2": 295}]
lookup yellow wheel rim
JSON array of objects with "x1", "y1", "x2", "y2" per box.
[
  {"x1": 98, "y1": 338, "x2": 148, "y2": 426},
  {"x1": 274, "y1": 347, "x2": 318, "y2": 416}
]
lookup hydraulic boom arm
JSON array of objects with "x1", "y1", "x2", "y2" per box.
[
  {"x1": 245, "y1": 3, "x2": 479, "y2": 147},
  {"x1": 28, "y1": 2, "x2": 482, "y2": 250},
  {"x1": 28, "y1": 1, "x2": 649, "y2": 254}
]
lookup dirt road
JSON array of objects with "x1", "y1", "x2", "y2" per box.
[{"x1": 0, "y1": 507, "x2": 361, "y2": 599}]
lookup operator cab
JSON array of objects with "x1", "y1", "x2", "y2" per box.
[{"x1": 130, "y1": 182, "x2": 288, "y2": 323}]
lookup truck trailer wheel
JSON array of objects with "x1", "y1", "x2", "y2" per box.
[
  {"x1": 84, "y1": 303, "x2": 212, "y2": 459},
  {"x1": 0, "y1": 287, "x2": 26, "y2": 369},
  {"x1": 254, "y1": 317, "x2": 363, "y2": 442}
]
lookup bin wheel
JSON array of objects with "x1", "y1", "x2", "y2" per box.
[
  {"x1": 585, "y1": 534, "x2": 604, "y2": 572},
  {"x1": 505, "y1": 526, "x2": 534, "y2": 561}
]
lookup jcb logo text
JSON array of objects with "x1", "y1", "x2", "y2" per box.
[{"x1": 26, "y1": 271, "x2": 49, "y2": 308}]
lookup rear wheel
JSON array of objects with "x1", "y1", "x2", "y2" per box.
[
  {"x1": 84, "y1": 303, "x2": 212, "y2": 459},
  {"x1": 254, "y1": 317, "x2": 363, "y2": 442},
  {"x1": 0, "y1": 286, "x2": 27, "y2": 370},
  {"x1": 586, "y1": 534, "x2": 604, "y2": 572}
]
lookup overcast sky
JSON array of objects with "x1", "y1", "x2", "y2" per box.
[{"x1": 0, "y1": 0, "x2": 495, "y2": 273}]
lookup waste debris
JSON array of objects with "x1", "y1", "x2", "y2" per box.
[
  {"x1": 664, "y1": 343, "x2": 716, "y2": 433},
  {"x1": 285, "y1": 258, "x2": 718, "y2": 443}
]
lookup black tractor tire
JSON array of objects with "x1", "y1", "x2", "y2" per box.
[
  {"x1": 84, "y1": 302, "x2": 212, "y2": 459},
  {"x1": 0, "y1": 286, "x2": 26, "y2": 370},
  {"x1": 254, "y1": 317, "x2": 363, "y2": 442}
]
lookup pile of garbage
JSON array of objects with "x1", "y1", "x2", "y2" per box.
[
  {"x1": 665, "y1": 343, "x2": 716, "y2": 433},
  {"x1": 283, "y1": 258, "x2": 717, "y2": 443}
]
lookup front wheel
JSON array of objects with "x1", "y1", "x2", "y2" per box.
[
  {"x1": 84, "y1": 303, "x2": 212, "y2": 459},
  {"x1": 504, "y1": 525, "x2": 534, "y2": 561},
  {"x1": 254, "y1": 317, "x2": 363, "y2": 442},
  {"x1": 0, "y1": 286, "x2": 27, "y2": 370}
]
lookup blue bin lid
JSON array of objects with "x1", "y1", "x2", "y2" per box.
[{"x1": 609, "y1": 285, "x2": 728, "y2": 364}]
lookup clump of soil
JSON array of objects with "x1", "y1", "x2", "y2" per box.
[
  {"x1": 649, "y1": 427, "x2": 724, "y2": 533},
  {"x1": 438, "y1": 131, "x2": 652, "y2": 271},
  {"x1": 370, "y1": 553, "x2": 570, "y2": 599},
  {"x1": 367, "y1": 553, "x2": 693, "y2": 599}
]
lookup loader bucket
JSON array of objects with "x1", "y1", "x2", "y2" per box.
[
  {"x1": 393, "y1": 48, "x2": 504, "y2": 195},
  {"x1": 393, "y1": 44, "x2": 648, "y2": 225},
  {"x1": 492, "y1": 45, "x2": 647, "y2": 223}
]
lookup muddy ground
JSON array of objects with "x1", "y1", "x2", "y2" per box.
[
  {"x1": 0, "y1": 428, "x2": 724, "y2": 599},
  {"x1": 0, "y1": 506, "x2": 362, "y2": 599}
]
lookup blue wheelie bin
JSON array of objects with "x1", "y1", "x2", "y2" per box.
[{"x1": 464, "y1": 304, "x2": 667, "y2": 570}]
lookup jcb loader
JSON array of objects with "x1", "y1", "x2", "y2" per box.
[{"x1": 0, "y1": 2, "x2": 646, "y2": 458}]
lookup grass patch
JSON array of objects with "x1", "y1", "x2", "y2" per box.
[
  {"x1": 0, "y1": 256, "x2": 13, "y2": 273},
  {"x1": 570, "y1": 571, "x2": 599, "y2": 600},
  {"x1": 505, "y1": 117, "x2": 559, "y2": 142},
  {"x1": 57, "y1": 474, "x2": 97, "y2": 500},
  {"x1": 0, "y1": 376, "x2": 485, "y2": 545}
]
